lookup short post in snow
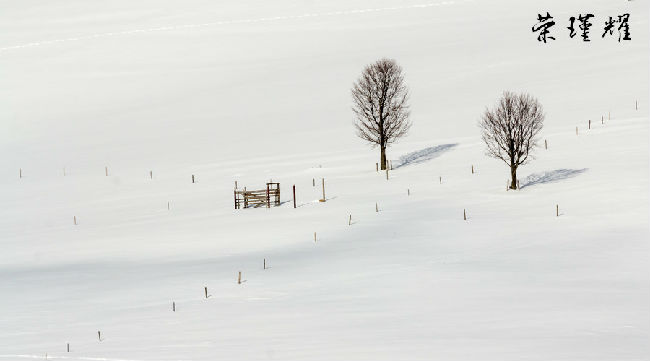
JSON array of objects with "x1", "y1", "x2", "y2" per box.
[
  {"x1": 375, "y1": 202, "x2": 378, "y2": 212},
  {"x1": 320, "y1": 178, "x2": 326, "y2": 202},
  {"x1": 376, "y1": 163, "x2": 378, "y2": 172},
  {"x1": 471, "y1": 165, "x2": 474, "y2": 174},
  {"x1": 192, "y1": 174, "x2": 195, "y2": 183},
  {"x1": 463, "y1": 209, "x2": 467, "y2": 221},
  {"x1": 173, "y1": 301, "x2": 176, "y2": 312},
  {"x1": 105, "y1": 166, "x2": 108, "y2": 176},
  {"x1": 556, "y1": 204, "x2": 559, "y2": 217},
  {"x1": 293, "y1": 185, "x2": 296, "y2": 208},
  {"x1": 545, "y1": 139, "x2": 548, "y2": 149},
  {"x1": 348, "y1": 214, "x2": 352, "y2": 226},
  {"x1": 238, "y1": 271, "x2": 242, "y2": 285}
]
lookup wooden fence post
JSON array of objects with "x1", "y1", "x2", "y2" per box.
[
  {"x1": 244, "y1": 187, "x2": 248, "y2": 208},
  {"x1": 238, "y1": 271, "x2": 242, "y2": 284},
  {"x1": 439, "y1": 176, "x2": 442, "y2": 184},
  {"x1": 407, "y1": 189, "x2": 410, "y2": 196},
  {"x1": 98, "y1": 331, "x2": 101, "y2": 341},
  {"x1": 321, "y1": 178, "x2": 326, "y2": 201},
  {"x1": 67, "y1": 343, "x2": 69, "y2": 352},
  {"x1": 293, "y1": 185, "x2": 296, "y2": 208},
  {"x1": 463, "y1": 209, "x2": 467, "y2": 221},
  {"x1": 264, "y1": 258, "x2": 266, "y2": 270},
  {"x1": 376, "y1": 163, "x2": 378, "y2": 172},
  {"x1": 192, "y1": 174, "x2": 195, "y2": 183},
  {"x1": 545, "y1": 139, "x2": 547, "y2": 149},
  {"x1": 149, "y1": 170, "x2": 153, "y2": 179},
  {"x1": 105, "y1": 166, "x2": 108, "y2": 176},
  {"x1": 19, "y1": 168, "x2": 21, "y2": 178},
  {"x1": 204, "y1": 286, "x2": 208, "y2": 299},
  {"x1": 556, "y1": 204, "x2": 559, "y2": 217},
  {"x1": 376, "y1": 203, "x2": 378, "y2": 212},
  {"x1": 471, "y1": 165, "x2": 474, "y2": 174},
  {"x1": 73, "y1": 216, "x2": 77, "y2": 225},
  {"x1": 576, "y1": 126, "x2": 578, "y2": 135},
  {"x1": 314, "y1": 232, "x2": 316, "y2": 242},
  {"x1": 589, "y1": 119, "x2": 591, "y2": 129},
  {"x1": 348, "y1": 214, "x2": 352, "y2": 225},
  {"x1": 266, "y1": 184, "x2": 270, "y2": 208},
  {"x1": 173, "y1": 301, "x2": 175, "y2": 312},
  {"x1": 312, "y1": 178, "x2": 315, "y2": 187}
]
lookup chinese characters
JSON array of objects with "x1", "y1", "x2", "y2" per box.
[{"x1": 532, "y1": 13, "x2": 631, "y2": 43}]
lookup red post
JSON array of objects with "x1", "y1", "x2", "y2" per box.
[{"x1": 293, "y1": 185, "x2": 296, "y2": 208}]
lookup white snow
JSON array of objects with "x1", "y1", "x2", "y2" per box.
[{"x1": 0, "y1": 0, "x2": 648, "y2": 360}]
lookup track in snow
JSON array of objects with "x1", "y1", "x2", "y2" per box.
[{"x1": 0, "y1": 1, "x2": 458, "y2": 53}]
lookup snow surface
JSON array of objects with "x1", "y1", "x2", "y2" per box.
[{"x1": 0, "y1": 0, "x2": 648, "y2": 360}]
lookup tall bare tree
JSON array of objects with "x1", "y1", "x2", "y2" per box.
[
  {"x1": 352, "y1": 58, "x2": 411, "y2": 170},
  {"x1": 480, "y1": 91, "x2": 544, "y2": 189}
]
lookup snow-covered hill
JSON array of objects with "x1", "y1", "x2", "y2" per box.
[{"x1": 0, "y1": 0, "x2": 648, "y2": 360}]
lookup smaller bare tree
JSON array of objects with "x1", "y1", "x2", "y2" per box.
[
  {"x1": 480, "y1": 91, "x2": 544, "y2": 189},
  {"x1": 352, "y1": 58, "x2": 411, "y2": 170}
]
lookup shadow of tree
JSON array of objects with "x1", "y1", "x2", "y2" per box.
[
  {"x1": 395, "y1": 144, "x2": 458, "y2": 169},
  {"x1": 521, "y1": 168, "x2": 588, "y2": 189}
]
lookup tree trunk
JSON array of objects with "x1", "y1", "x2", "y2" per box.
[
  {"x1": 380, "y1": 145, "x2": 387, "y2": 170},
  {"x1": 510, "y1": 165, "x2": 517, "y2": 189}
]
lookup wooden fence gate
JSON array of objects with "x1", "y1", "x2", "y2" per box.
[{"x1": 234, "y1": 183, "x2": 280, "y2": 209}]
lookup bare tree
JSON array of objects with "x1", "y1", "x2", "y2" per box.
[
  {"x1": 480, "y1": 91, "x2": 544, "y2": 189},
  {"x1": 352, "y1": 58, "x2": 411, "y2": 170}
]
